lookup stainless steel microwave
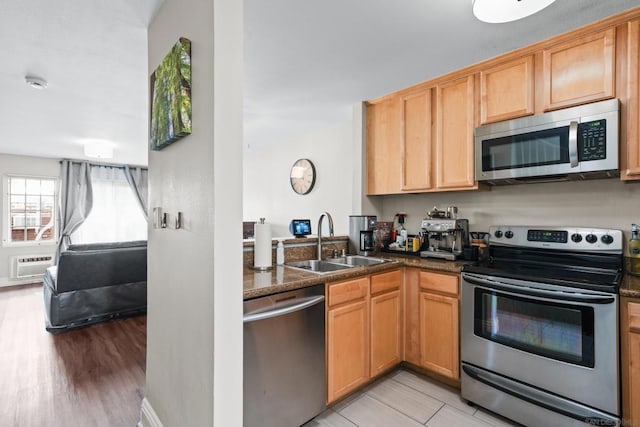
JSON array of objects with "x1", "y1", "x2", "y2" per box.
[{"x1": 475, "y1": 99, "x2": 619, "y2": 185}]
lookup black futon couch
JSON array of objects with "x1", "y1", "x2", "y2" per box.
[{"x1": 43, "y1": 240, "x2": 147, "y2": 333}]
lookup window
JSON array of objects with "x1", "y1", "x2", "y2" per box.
[
  {"x1": 71, "y1": 166, "x2": 147, "y2": 244},
  {"x1": 5, "y1": 176, "x2": 56, "y2": 245}
]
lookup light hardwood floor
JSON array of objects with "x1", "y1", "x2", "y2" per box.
[{"x1": 0, "y1": 283, "x2": 146, "y2": 427}]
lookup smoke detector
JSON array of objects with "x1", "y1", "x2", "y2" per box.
[{"x1": 25, "y1": 75, "x2": 48, "y2": 89}]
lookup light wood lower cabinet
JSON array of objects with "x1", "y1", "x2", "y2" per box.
[
  {"x1": 326, "y1": 270, "x2": 401, "y2": 404},
  {"x1": 404, "y1": 268, "x2": 460, "y2": 381},
  {"x1": 419, "y1": 292, "x2": 459, "y2": 379},
  {"x1": 622, "y1": 297, "x2": 640, "y2": 425},
  {"x1": 327, "y1": 298, "x2": 369, "y2": 403},
  {"x1": 370, "y1": 287, "x2": 402, "y2": 377},
  {"x1": 419, "y1": 271, "x2": 460, "y2": 380}
]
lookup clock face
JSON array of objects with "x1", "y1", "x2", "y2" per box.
[{"x1": 290, "y1": 158, "x2": 316, "y2": 195}]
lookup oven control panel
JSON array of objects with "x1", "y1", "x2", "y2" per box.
[{"x1": 489, "y1": 226, "x2": 622, "y2": 252}]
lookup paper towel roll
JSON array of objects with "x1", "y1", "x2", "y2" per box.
[{"x1": 254, "y1": 221, "x2": 272, "y2": 269}]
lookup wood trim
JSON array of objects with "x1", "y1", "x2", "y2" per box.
[
  {"x1": 328, "y1": 277, "x2": 369, "y2": 307},
  {"x1": 419, "y1": 271, "x2": 459, "y2": 296},
  {"x1": 140, "y1": 398, "x2": 165, "y2": 427},
  {"x1": 624, "y1": 20, "x2": 640, "y2": 178},
  {"x1": 370, "y1": 269, "x2": 401, "y2": 295},
  {"x1": 403, "y1": 267, "x2": 421, "y2": 365}
]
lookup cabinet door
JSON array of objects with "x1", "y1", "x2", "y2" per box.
[
  {"x1": 366, "y1": 96, "x2": 402, "y2": 195},
  {"x1": 624, "y1": 299, "x2": 640, "y2": 424},
  {"x1": 623, "y1": 20, "x2": 640, "y2": 180},
  {"x1": 401, "y1": 89, "x2": 433, "y2": 190},
  {"x1": 480, "y1": 56, "x2": 534, "y2": 124},
  {"x1": 404, "y1": 268, "x2": 421, "y2": 365},
  {"x1": 419, "y1": 292, "x2": 459, "y2": 380},
  {"x1": 629, "y1": 332, "x2": 640, "y2": 425},
  {"x1": 542, "y1": 28, "x2": 615, "y2": 111},
  {"x1": 327, "y1": 300, "x2": 369, "y2": 403},
  {"x1": 370, "y1": 290, "x2": 402, "y2": 377},
  {"x1": 435, "y1": 75, "x2": 476, "y2": 189}
]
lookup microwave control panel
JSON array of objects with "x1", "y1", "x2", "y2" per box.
[{"x1": 578, "y1": 119, "x2": 606, "y2": 161}]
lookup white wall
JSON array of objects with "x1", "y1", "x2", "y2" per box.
[
  {"x1": 144, "y1": 0, "x2": 243, "y2": 425},
  {"x1": 243, "y1": 120, "x2": 354, "y2": 236},
  {"x1": 0, "y1": 154, "x2": 59, "y2": 286},
  {"x1": 379, "y1": 179, "x2": 640, "y2": 250}
]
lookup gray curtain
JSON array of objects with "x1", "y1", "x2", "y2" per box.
[
  {"x1": 56, "y1": 160, "x2": 93, "y2": 261},
  {"x1": 124, "y1": 166, "x2": 148, "y2": 220}
]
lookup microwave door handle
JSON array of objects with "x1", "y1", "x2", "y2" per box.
[{"x1": 569, "y1": 121, "x2": 579, "y2": 168}]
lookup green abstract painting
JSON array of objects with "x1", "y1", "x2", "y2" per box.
[{"x1": 149, "y1": 37, "x2": 192, "y2": 150}]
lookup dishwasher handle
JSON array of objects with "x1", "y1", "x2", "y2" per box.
[{"x1": 243, "y1": 295, "x2": 325, "y2": 323}]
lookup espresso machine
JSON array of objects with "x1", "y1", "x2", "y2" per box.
[
  {"x1": 349, "y1": 215, "x2": 377, "y2": 256},
  {"x1": 420, "y1": 207, "x2": 469, "y2": 260}
]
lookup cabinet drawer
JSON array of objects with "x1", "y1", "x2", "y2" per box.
[
  {"x1": 419, "y1": 271, "x2": 458, "y2": 296},
  {"x1": 371, "y1": 270, "x2": 401, "y2": 295},
  {"x1": 629, "y1": 301, "x2": 640, "y2": 333},
  {"x1": 328, "y1": 277, "x2": 369, "y2": 307}
]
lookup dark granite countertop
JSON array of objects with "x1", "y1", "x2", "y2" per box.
[
  {"x1": 243, "y1": 254, "x2": 472, "y2": 300},
  {"x1": 621, "y1": 258, "x2": 640, "y2": 298}
]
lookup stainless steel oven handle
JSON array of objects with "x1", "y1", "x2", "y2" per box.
[
  {"x1": 243, "y1": 295, "x2": 325, "y2": 323},
  {"x1": 569, "y1": 120, "x2": 579, "y2": 167},
  {"x1": 462, "y1": 273, "x2": 615, "y2": 305},
  {"x1": 462, "y1": 364, "x2": 620, "y2": 425}
]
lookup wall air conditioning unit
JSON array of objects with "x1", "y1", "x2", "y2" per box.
[{"x1": 10, "y1": 255, "x2": 54, "y2": 280}]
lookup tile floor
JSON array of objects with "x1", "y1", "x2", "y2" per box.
[{"x1": 305, "y1": 369, "x2": 521, "y2": 427}]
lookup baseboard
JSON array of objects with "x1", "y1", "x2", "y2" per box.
[
  {"x1": 0, "y1": 276, "x2": 43, "y2": 288},
  {"x1": 140, "y1": 398, "x2": 164, "y2": 427}
]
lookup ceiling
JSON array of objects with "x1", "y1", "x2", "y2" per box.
[{"x1": 0, "y1": 0, "x2": 638, "y2": 165}]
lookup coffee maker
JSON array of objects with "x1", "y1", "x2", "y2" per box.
[
  {"x1": 419, "y1": 208, "x2": 469, "y2": 260},
  {"x1": 349, "y1": 215, "x2": 377, "y2": 256}
]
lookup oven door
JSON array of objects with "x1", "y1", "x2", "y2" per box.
[{"x1": 461, "y1": 272, "x2": 619, "y2": 415}]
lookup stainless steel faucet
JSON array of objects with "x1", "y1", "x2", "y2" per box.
[{"x1": 317, "y1": 212, "x2": 334, "y2": 260}]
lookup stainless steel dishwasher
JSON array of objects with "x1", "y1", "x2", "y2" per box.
[{"x1": 243, "y1": 284, "x2": 326, "y2": 427}]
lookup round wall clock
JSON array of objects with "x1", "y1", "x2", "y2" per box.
[{"x1": 290, "y1": 158, "x2": 316, "y2": 195}]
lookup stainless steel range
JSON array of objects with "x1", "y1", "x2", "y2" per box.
[{"x1": 461, "y1": 225, "x2": 623, "y2": 427}]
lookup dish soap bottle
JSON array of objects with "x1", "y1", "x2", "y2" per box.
[
  {"x1": 630, "y1": 224, "x2": 640, "y2": 275},
  {"x1": 276, "y1": 240, "x2": 285, "y2": 265}
]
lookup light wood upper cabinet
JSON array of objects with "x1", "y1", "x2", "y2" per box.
[
  {"x1": 623, "y1": 20, "x2": 640, "y2": 180},
  {"x1": 401, "y1": 89, "x2": 433, "y2": 190},
  {"x1": 480, "y1": 55, "x2": 535, "y2": 124},
  {"x1": 436, "y1": 75, "x2": 476, "y2": 189},
  {"x1": 542, "y1": 28, "x2": 615, "y2": 111},
  {"x1": 366, "y1": 96, "x2": 402, "y2": 195}
]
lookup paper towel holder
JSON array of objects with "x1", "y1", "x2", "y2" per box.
[{"x1": 251, "y1": 218, "x2": 274, "y2": 271}]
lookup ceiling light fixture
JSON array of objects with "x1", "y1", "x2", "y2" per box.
[
  {"x1": 472, "y1": 0, "x2": 557, "y2": 24},
  {"x1": 25, "y1": 75, "x2": 48, "y2": 90},
  {"x1": 83, "y1": 140, "x2": 114, "y2": 159}
]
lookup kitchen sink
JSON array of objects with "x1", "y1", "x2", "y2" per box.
[
  {"x1": 325, "y1": 255, "x2": 391, "y2": 267},
  {"x1": 285, "y1": 259, "x2": 355, "y2": 274},
  {"x1": 285, "y1": 255, "x2": 390, "y2": 274}
]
